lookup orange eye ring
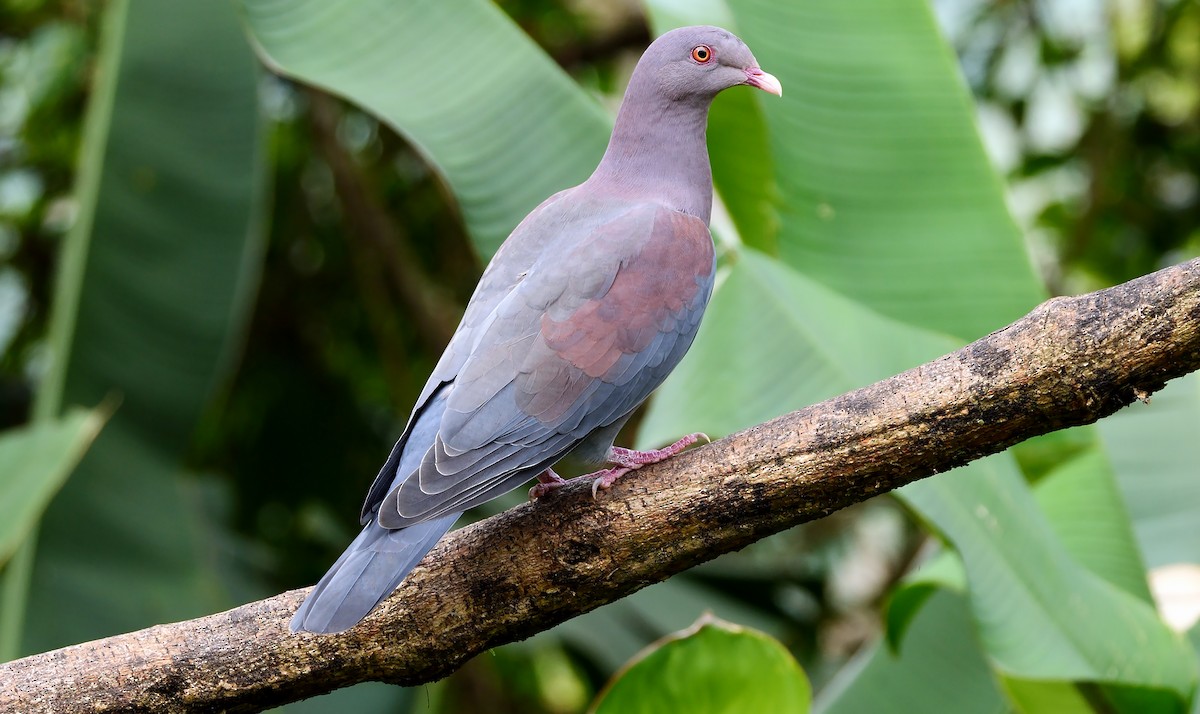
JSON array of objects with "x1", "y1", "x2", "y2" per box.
[{"x1": 691, "y1": 45, "x2": 712, "y2": 63}]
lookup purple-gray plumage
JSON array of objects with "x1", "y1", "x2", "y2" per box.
[{"x1": 291, "y1": 25, "x2": 781, "y2": 634}]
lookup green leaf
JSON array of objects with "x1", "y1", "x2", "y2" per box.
[
  {"x1": 1192, "y1": 624, "x2": 1200, "y2": 714},
  {"x1": 19, "y1": 0, "x2": 266, "y2": 653},
  {"x1": 0, "y1": 408, "x2": 105, "y2": 566},
  {"x1": 889, "y1": 443, "x2": 1155, "y2": 654},
  {"x1": 1000, "y1": 678, "x2": 1094, "y2": 714},
  {"x1": 645, "y1": 0, "x2": 1045, "y2": 338},
  {"x1": 240, "y1": 0, "x2": 611, "y2": 258},
  {"x1": 1098, "y1": 372, "x2": 1200, "y2": 568},
  {"x1": 1033, "y1": 445, "x2": 1151, "y2": 601},
  {"x1": 591, "y1": 614, "x2": 810, "y2": 714},
  {"x1": 817, "y1": 590, "x2": 1007, "y2": 714},
  {"x1": 1002, "y1": 666, "x2": 1186, "y2": 713},
  {"x1": 644, "y1": 0, "x2": 736, "y2": 31},
  {"x1": 902, "y1": 456, "x2": 1196, "y2": 700},
  {"x1": 708, "y1": 89, "x2": 780, "y2": 254},
  {"x1": 885, "y1": 550, "x2": 965, "y2": 652},
  {"x1": 734, "y1": 0, "x2": 1044, "y2": 337}
]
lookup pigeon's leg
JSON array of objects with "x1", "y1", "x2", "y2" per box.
[
  {"x1": 528, "y1": 468, "x2": 569, "y2": 500},
  {"x1": 586, "y1": 432, "x2": 708, "y2": 497},
  {"x1": 529, "y1": 433, "x2": 709, "y2": 501}
]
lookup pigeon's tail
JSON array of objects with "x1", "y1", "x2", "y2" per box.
[{"x1": 290, "y1": 511, "x2": 459, "y2": 634}]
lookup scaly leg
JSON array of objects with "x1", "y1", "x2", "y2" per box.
[{"x1": 529, "y1": 433, "x2": 709, "y2": 501}]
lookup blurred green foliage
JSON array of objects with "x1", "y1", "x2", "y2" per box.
[
  {"x1": 943, "y1": 0, "x2": 1200, "y2": 292},
  {"x1": 0, "y1": 0, "x2": 1198, "y2": 712}
]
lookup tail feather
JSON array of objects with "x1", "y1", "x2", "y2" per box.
[{"x1": 290, "y1": 512, "x2": 459, "y2": 634}]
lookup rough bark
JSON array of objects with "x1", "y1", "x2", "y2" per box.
[{"x1": 4, "y1": 258, "x2": 1200, "y2": 714}]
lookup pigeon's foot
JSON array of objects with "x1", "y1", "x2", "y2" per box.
[
  {"x1": 589, "y1": 432, "x2": 710, "y2": 498},
  {"x1": 528, "y1": 468, "x2": 569, "y2": 501},
  {"x1": 530, "y1": 433, "x2": 709, "y2": 501}
]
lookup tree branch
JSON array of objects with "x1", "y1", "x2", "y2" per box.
[{"x1": 5, "y1": 258, "x2": 1200, "y2": 713}]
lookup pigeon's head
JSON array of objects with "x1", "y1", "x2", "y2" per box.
[{"x1": 644, "y1": 25, "x2": 782, "y2": 102}]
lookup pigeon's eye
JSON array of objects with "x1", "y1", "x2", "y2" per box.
[{"x1": 691, "y1": 45, "x2": 712, "y2": 63}]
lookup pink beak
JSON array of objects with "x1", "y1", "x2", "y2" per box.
[{"x1": 744, "y1": 67, "x2": 783, "y2": 97}]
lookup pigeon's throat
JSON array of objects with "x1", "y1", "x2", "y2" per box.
[{"x1": 590, "y1": 94, "x2": 714, "y2": 223}]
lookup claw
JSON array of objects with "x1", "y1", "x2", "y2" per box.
[
  {"x1": 589, "y1": 466, "x2": 632, "y2": 499},
  {"x1": 529, "y1": 468, "x2": 568, "y2": 501}
]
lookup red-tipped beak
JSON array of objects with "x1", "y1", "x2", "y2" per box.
[{"x1": 744, "y1": 67, "x2": 783, "y2": 97}]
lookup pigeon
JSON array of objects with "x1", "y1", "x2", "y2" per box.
[{"x1": 291, "y1": 25, "x2": 782, "y2": 634}]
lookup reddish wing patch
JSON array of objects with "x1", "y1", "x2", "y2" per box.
[{"x1": 542, "y1": 210, "x2": 713, "y2": 381}]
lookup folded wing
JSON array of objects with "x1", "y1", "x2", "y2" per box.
[{"x1": 377, "y1": 203, "x2": 715, "y2": 528}]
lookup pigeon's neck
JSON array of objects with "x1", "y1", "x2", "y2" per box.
[{"x1": 588, "y1": 83, "x2": 714, "y2": 224}]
